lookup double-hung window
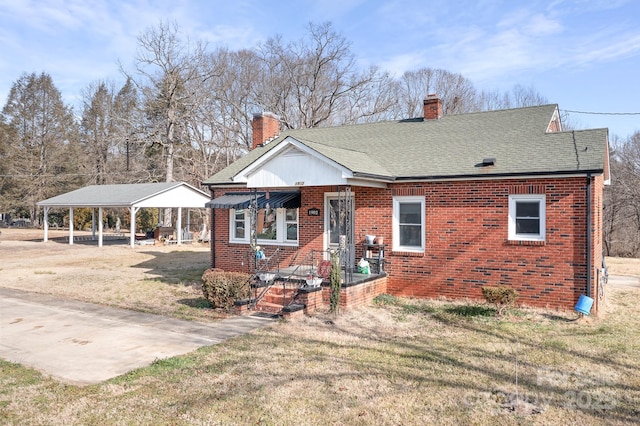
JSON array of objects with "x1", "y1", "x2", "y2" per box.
[
  {"x1": 230, "y1": 207, "x2": 298, "y2": 245},
  {"x1": 392, "y1": 196, "x2": 425, "y2": 252},
  {"x1": 233, "y1": 210, "x2": 246, "y2": 239},
  {"x1": 508, "y1": 194, "x2": 546, "y2": 241}
]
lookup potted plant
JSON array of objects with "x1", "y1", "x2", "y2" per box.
[{"x1": 306, "y1": 273, "x2": 323, "y2": 287}]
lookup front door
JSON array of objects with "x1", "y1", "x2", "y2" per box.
[{"x1": 324, "y1": 191, "x2": 354, "y2": 267}]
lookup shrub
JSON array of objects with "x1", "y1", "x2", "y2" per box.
[
  {"x1": 201, "y1": 268, "x2": 250, "y2": 310},
  {"x1": 481, "y1": 286, "x2": 519, "y2": 316}
]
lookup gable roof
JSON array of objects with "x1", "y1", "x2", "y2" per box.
[
  {"x1": 203, "y1": 104, "x2": 609, "y2": 187},
  {"x1": 38, "y1": 182, "x2": 210, "y2": 208}
]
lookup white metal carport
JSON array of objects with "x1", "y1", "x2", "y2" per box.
[{"x1": 37, "y1": 182, "x2": 211, "y2": 248}]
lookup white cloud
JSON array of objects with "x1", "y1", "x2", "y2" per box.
[
  {"x1": 379, "y1": 52, "x2": 429, "y2": 77},
  {"x1": 523, "y1": 13, "x2": 563, "y2": 36},
  {"x1": 570, "y1": 32, "x2": 640, "y2": 66}
]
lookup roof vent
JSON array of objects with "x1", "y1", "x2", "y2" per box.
[{"x1": 482, "y1": 157, "x2": 496, "y2": 167}]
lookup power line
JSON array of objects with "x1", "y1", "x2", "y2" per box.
[{"x1": 561, "y1": 109, "x2": 640, "y2": 116}]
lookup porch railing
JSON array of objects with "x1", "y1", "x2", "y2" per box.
[
  {"x1": 247, "y1": 248, "x2": 324, "y2": 310},
  {"x1": 246, "y1": 246, "x2": 354, "y2": 312}
]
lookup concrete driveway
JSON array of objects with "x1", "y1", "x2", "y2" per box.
[
  {"x1": 0, "y1": 287, "x2": 274, "y2": 385},
  {"x1": 607, "y1": 274, "x2": 640, "y2": 289}
]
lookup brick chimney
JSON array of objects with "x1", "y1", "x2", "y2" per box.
[
  {"x1": 423, "y1": 94, "x2": 443, "y2": 120},
  {"x1": 252, "y1": 112, "x2": 280, "y2": 149}
]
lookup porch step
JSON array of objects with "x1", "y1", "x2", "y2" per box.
[
  {"x1": 252, "y1": 281, "x2": 304, "y2": 314},
  {"x1": 262, "y1": 285, "x2": 297, "y2": 300},
  {"x1": 253, "y1": 300, "x2": 287, "y2": 314}
]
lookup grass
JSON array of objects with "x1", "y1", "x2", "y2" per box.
[
  {"x1": 1, "y1": 289, "x2": 639, "y2": 425},
  {"x1": 1, "y1": 233, "x2": 638, "y2": 424}
]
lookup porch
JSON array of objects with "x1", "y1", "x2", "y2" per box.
[{"x1": 234, "y1": 255, "x2": 388, "y2": 317}]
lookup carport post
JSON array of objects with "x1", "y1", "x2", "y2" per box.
[
  {"x1": 177, "y1": 207, "x2": 182, "y2": 245},
  {"x1": 129, "y1": 206, "x2": 139, "y2": 248},
  {"x1": 69, "y1": 208, "x2": 74, "y2": 245},
  {"x1": 98, "y1": 207, "x2": 104, "y2": 247},
  {"x1": 43, "y1": 207, "x2": 49, "y2": 242},
  {"x1": 92, "y1": 209, "x2": 96, "y2": 239}
]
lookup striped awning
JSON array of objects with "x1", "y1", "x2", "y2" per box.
[
  {"x1": 258, "y1": 191, "x2": 301, "y2": 209},
  {"x1": 206, "y1": 191, "x2": 301, "y2": 209},
  {"x1": 205, "y1": 193, "x2": 259, "y2": 209}
]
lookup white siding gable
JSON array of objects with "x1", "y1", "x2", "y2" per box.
[
  {"x1": 134, "y1": 185, "x2": 211, "y2": 208},
  {"x1": 246, "y1": 145, "x2": 350, "y2": 188}
]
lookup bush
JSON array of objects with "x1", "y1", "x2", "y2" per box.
[
  {"x1": 201, "y1": 268, "x2": 250, "y2": 310},
  {"x1": 481, "y1": 286, "x2": 519, "y2": 316}
]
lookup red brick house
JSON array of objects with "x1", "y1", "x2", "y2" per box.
[{"x1": 202, "y1": 97, "x2": 610, "y2": 315}]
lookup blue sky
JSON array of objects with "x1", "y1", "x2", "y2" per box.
[{"x1": 1, "y1": 0, "x2": 639, "y2": 139}]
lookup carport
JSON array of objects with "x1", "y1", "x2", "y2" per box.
[{"x1": 37, "y1": 182, "x2": 211, "y2": 248}]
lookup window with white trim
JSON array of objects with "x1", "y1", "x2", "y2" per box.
[
  {"x1": 230, "y1": 207, "x2": 298, "y2": 245},
  {"x1": 392, "y1": 196, "x2": 425, "y2": 252},
  {"x1": 233, "y1": 209, "x2": 246, "y2": 239},
  {"x1": 508, "y1": 194, "x2": 546, "y2": 241},
  {"x1": 285, "y1": 208, "x2": 298, "y2": 242}
]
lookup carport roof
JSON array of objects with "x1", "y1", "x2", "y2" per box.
[{"x1": 37, "y1": 182, "x2": 210, "y2": 208}]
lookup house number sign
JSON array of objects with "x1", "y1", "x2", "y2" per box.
[{"x1": 307, "y1": 208, "x2": 320, "y2": 216}]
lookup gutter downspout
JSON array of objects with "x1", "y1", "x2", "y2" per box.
[
  {"x1": 210, "y1": 188, "x2": 215, "y2": 269},
  {"x1": 586, "y1": 174, "x2": 592, "y2": 298}
]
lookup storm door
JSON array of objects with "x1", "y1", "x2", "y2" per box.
[{"x1": 324, "y1": 187, "x2": 354, "y2": 275}]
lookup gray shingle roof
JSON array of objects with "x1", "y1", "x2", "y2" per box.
[
  {"x1": 203, "y1": 104, "x2": 608, "y2": 186},
  {"x1": 38, "y1": 182, "x2": 208, "y2": 207}
]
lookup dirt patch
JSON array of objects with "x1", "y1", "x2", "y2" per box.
[{"x1": 0, "y1": 228, "x2": 224, "y2": 322}]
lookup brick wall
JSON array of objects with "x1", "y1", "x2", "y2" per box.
[
  {"x1": 360, "y1": 178, "x2": 593, "y2": 311},
  {"x1": 321, "y1": 277, "x2": 388, "y2": 310},
  {"x1": 211, "y1": 186, "x2": 332, "y2": 273},
  {"x1": 210, "y1": 176, "x2": 602, "y2": 312}
]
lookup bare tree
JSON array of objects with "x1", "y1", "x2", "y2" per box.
[
  {"x1": 255, "y1": 22, "x2": 393, "y2": 129},
  {"x1": 335, "y1": 65, "x2": 397, "y2": 124},
  {"x1": 392, "y1": 68, "x2": 479, "y2": 118},
  {"x1": 125, "y1": 21, "x2": 208, "y2": 224},
  {"x1": 605, "y1": 131, "x2": 640, "y2": 256},
  {"x1": 188, "y1": 48, "x2": 261, "y2": 177},
  {"x1": 478, "y1": 84, "x2": 548, "y2": 110},
  {"x1": 111, "y1": 77, "x2": 148, "y2": 182},
  {"x1": 1, "y1": 72, "x2": 81, "y2": 224},
  {"x1": 80, "y1": 79, "x2": 150, "y2": 185},
  {"x1": 0, "y1": 120, "x2": 15, "y2": 215},
  {"x1": 80, "y1": 81, "x2": 118, "y2": 184}
]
